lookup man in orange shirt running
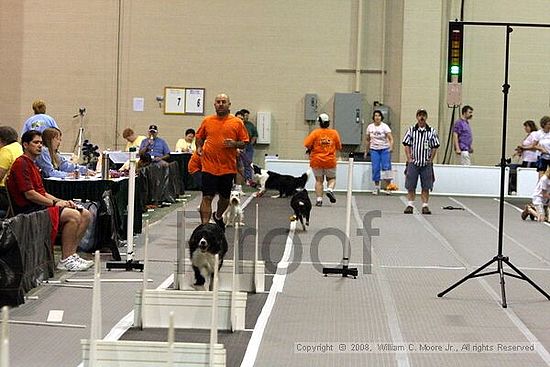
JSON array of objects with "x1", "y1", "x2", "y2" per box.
[
  {"x1": 304, "y1": 113, "x2": 342, "y2": 206},
  {"x1": 196, "y1": 93, "x2": 249, "y2": 229}
]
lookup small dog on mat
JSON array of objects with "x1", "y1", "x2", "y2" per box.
[
  {"x1": 290, "y1": 188, "x2": 312, "y2": 231},
  {"x1": 188, "y1": 223, "x2": 228, "y2": 290},
  {"x1": 223, "y1": 190, "x2": 244, "y2": 227},
  {"x1": 252, "y1": 164, "x2": 309, "y2": 198}
]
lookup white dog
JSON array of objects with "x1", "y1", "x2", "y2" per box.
[{"x1": 223, "y1": 190, "x2": 244, "y2": 227}]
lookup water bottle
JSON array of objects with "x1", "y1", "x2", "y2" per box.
[{"x1": 101, "y1": 152, "x2": 110, "y2": 180}]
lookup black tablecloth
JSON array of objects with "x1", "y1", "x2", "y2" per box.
[
  {"x1": 167, "y1": 152, "x2": 199, "y2": 191},
  {"x1": 138, "y1": 161, "x2": 184, "y2": 206},
  {"x1": 44, "y1": 177, "x2": 142, "y2": 235},
  {"x1": 0, "y1": 210, "x2": 53, "y2": 306}
]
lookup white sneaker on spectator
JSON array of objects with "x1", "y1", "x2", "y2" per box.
[
  {"x1": 75, "y1": 254, "x2": 94, "y2": 267},
  {"x1": 57, "y1": 254, "x2": 92, "y2": 271}
]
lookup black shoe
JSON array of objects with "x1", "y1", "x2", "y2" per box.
[
  {"x1": 326, "y1": 191, "x2": 336, "y2": 203},
  {"x1": 404, "y1": 206, "x2": 414, "y2": 214},
  {"x1": 213, "y1": 214, "x2": 226, "y2": 231},
  {"x1": 315, "y1": 201, "x2": 322, "y2": 207}
]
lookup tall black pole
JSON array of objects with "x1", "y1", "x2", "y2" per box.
[{"x1": 497, "y1": 26, "x2": 512, "y2": 257}]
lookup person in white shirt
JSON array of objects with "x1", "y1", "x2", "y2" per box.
[
  {"x1": 522, "y1": 167, "x2": 550, "y2": 222},
  {"x1": 514, "y1": 120, "x2": 539, "y2": 168},
  {"x1": 175, "y1": 128, "x2": 196, "y2": 153},
  {"x1": 364, "y1": 110, "x2": 393, "y2": 195}
]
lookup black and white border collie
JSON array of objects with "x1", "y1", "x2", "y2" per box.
[
  {"x1": 188, "y1": 223, "x2": 228, "y2": 290},
  {"x1": 290, "y1": 188, "x2": 312, "y2": 231},
  {"x1": 252, "y1": 164, "x2": 309, "y2": 198}
]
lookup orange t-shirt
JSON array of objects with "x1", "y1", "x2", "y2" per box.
[
  {"x1": 304, "y1": 128, "x2": 342, "y2": 169},
  {"x1": 196, "y1": 114, "x2": 249, "y2": 175},
  {"x1": 187, "y1": 151, "x2": 201, "y2": 174}
]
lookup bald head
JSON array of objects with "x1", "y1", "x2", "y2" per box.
[{"x1": 214, "y1": 93, "x2": 231, "y2": 117}]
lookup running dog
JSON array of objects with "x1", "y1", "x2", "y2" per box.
[
  {"x1": 223, "y1": 190, "x2": 244, "y2": 227},
  {"x1": 252, "y1": 164, "x2": 309, "y2": 198},
  {"x1": 290, "y1": 188, "x2": 312, "y2": 231},
  {"x1": 188, "y1": 223, "x2": 228, "y2": 290}
]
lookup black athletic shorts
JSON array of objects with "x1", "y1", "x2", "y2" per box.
[{"x1": 201, "y1": 172, "x2": 235, "y2": 199}]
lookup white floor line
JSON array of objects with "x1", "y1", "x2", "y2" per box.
[
  {"x1": 477, "y1": 275, "x2": 550, "y2": 365},
  {"x1": 451, "y1": 197, "x2": 550, "y2": 266},
  {"x1": 353, "y1": 198, "x2": 411, "y2": 367},
  {"x1": 399, "y1": 197, "x2": 470, "y2": 269},
  {"x1": 447, "y1": 197, "x2": 550, "y2": 365},
  {"x1": 240, "y1": 220, "x2": 296, "y2": 367}
]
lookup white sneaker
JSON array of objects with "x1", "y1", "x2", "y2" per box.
[
  {"x1": 57, "y1": 254, "x2": 92, "y2": 271},
  {"x1": 75, "y1": 254, "x2": 94, "y2": 267},
  {"x1": 372, "y1": 188, "x2": 379, "y2": 195}
]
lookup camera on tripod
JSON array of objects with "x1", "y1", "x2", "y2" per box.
[{"x1": 82, "y1": 139, "x2": 100, "y2": 170}]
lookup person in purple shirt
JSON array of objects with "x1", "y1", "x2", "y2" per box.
[
  {"x1": 138, "y1": 124, "x2": 171, "y2": 162},
  {"x1": 21, "y1": 99, "x2": 60, "y2": 135},
  {"x1": 453, "y1": 105, "x2": 474, "y2": 165}
]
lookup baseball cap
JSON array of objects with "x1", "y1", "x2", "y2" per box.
[
  {"x1": 416, "y1": 108, "x2": 428, "y2": 117},
  {"x1": 148, "y1": 124, "x2": 158, "y2": 132},
  {"x1": 318, "y1": 113, "x2": 330, "y2": 123}
]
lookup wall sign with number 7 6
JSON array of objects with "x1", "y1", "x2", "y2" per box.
[
  {"x1": 185, "y1": 88, "x2": 205, "y2": 115},
  {"x1": 164, "y1": 87, "x2": 185, "y2": 114}
]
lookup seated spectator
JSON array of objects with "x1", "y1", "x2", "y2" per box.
[
  {"x1": 21, "y1": 99, "x2": 60, "y2": 135},
  {"x1": 139, "y1": 124, "x2": 171, "y2": 162},
  {"x1": 36, "y1": 128, "x2": 94, "y2": 178},
  {"x1": 0, "y1": 126, "x2": 23, "y2": 211},
  {"x1": 7, "y1": 130, "x2": 93, "y2": 271},
  {"x1": 175, "y1": 128, "x2": 196, "y2": 153},
  {"x1": 122, "y1": 127, "x2": 146, "y2": 151}
]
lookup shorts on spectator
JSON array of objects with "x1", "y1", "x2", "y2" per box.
[
  {"x1": 312, "y1": 167, "x2": 336, "y2": 178},
  {"x1": 201, "y1": 172, "x2": 235, "y2": 199},
  {"x1": 537, "y1": 158, "x2": 550, "y2": 172},
  {"x1": 404, "y1": 163, "x2": 434, "y2": 191}
]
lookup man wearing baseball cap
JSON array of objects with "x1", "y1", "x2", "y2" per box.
[
  {"x1": 139, "y1": 124, "x2": 171, "y2": 162},
  {"x1": 402, "y1": 109, "x2": 440, "y2": 214},
  {"x1": 304, "y1": 112, "x2": 342, "y2": 207}
]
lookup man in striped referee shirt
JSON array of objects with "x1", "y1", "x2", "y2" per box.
[{"x1": 402, "y1": 109, "x2": 440, "y2": 214}]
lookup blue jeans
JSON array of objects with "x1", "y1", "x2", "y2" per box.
[
  {"x1": 370, "y1": 148, "x2": 391, "y2": 182},
  {"x1": 243, "y1": 145, "x2": 254, "y2": 180}
]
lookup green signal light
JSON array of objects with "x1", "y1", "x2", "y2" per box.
[{"x1": 450, "y1": 65, "x2": 460, "y2": 75}]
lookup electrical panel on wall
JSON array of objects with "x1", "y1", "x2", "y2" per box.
[
  {"x1": 304, "y1": 94, "x2": 319, "y2": 121},
  {"x1": 256, "y1": 112, "x2": 271, "y2": 144},
  {"x1": 333, "y1": 93, "x2": 364, "y2": 145}
]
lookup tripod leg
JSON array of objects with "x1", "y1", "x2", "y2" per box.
[
  {"x1": 497, "y1": 258, "x2": 507, "y2": 308},
  {"x1": 503, "y1": 259, "x2": 550, "y2": 300},
  {"x1": 438, "y1": 257, "x2": 497, "y2": 298}
]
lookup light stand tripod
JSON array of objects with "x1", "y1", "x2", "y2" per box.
[
  {"x1": 438, "y1": 22, "x2": 550, "y2": 308},
  {"x1": 72, "y1": 107, "x2": 86, "y2": 161}
]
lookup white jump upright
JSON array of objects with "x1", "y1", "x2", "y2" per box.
[
  {"x1": 209, "y1": 254, "x2": 220, "y2": 366},
  {"x1": 89, "y1": 251, "x2": 102, "y2": 367},
  {"x1": 134, "y1": 219, "x2": 150, "y2": 329},
  {"x1": 166, "y1": 312, "x2": 175, "y2": 367},
  {"x1": 254, "y1": 202, "x2": 260, "y2": 293},
  {"x1": 322, "y1": 153, "x2": 358, "y2": 278},
  {"x1": 1, "y1": 306, "x2": 9, "y2": 367},
  {"x1": 173, "y1": 203, "x2": 186, "y2": 290},
  {"x1": 106, "y1": 148, "x2": 143, "y2": 271},
  {"x1": 230, "y1": 224, "x2": 240, "y2": 332}
]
